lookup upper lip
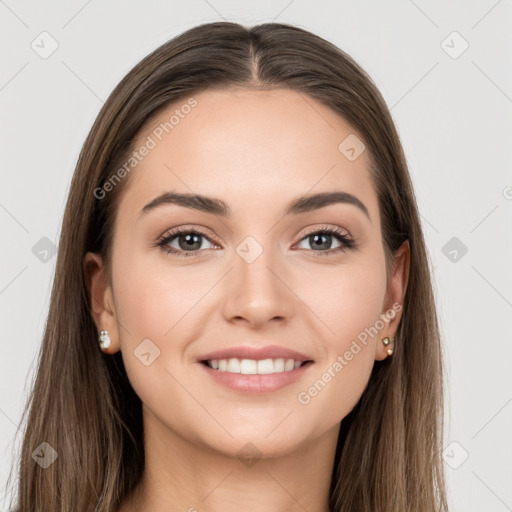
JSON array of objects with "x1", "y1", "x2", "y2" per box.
[{"x1": 198, "y1": 345, "x2": 313, "y2": 362}]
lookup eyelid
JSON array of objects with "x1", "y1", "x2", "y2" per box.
[
  {"x1": 157, "y1": 223, "x2": 352, "y2": 242},
  {"x1": 299, "y1": 223, "x2": 350, "y2": 238},
  {"x1": 156, "y1": 225, "x2": 219, "y2": 246}
]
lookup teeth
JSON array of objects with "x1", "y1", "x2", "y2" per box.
[
  {"x1": 256, "y1": 358, "x2": 274, "y2": 374},
  {"x1": 226, "y1": 358, "x2": 240, "y2": 373},
  {"x1": 274, "y1": 358, "x2": 285, "y2": 372},
  {"x1": 207, "y1": 357, "x2": 306, "y2": 374},
  {"x1": 284, "y1": 359, "x2": 294, "y2": 371}
]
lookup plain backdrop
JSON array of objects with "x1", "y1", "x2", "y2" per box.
[{"x1": 1, "y1": 1, "x2": 511, "y2": 511}]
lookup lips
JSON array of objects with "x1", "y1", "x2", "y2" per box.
[
  {"x1": 196, "y1": 345, "x2": 314, "y2": 393},
  {"x1": 198, "y1": 344, "x2": 313, "y2": 363}
]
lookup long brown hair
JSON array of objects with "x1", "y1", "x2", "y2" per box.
[{"x1": 6, "y1": 21, "x2": 448, "y2": 512}]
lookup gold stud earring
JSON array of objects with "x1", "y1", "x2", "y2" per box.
[
  {"x1": 98, "y1": 330, "x2": 111, "y2": 352},
  {"x1": 382, "y1": 336, "x2": 394, "y2": 357}
]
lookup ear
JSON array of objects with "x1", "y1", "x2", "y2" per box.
[
  {"x1": 83, "y1": 251, "x2": 120, "y2": 354},
  {"x1": 375, "y1": 240, "x2": 410, "y2": 361}
]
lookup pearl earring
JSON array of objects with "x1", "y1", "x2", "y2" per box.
[{"x1": 98, "y1": 330, "x2": 111, "y2": 352}]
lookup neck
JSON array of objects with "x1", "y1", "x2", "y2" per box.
[{"x1": 118, "y1": 408, "x2": 339, "y2": 512}]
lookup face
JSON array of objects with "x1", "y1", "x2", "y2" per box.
[{"x1": 85, "y1": 88, "x2": 408, "y2": 459}]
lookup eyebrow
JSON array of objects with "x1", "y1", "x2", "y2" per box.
[{"x1": 139, "y1": 190, "x2": 370, "y2": 221}]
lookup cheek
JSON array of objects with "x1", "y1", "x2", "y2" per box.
[
  {"x1": 111, "y1": 248, "x2": 221, "y2": 403},
  {"x1": 296, "y1": 346, "x2": 375, "y2": 438},
  {"x1": 295, "y1": 260, "x2": 386, "y2": 409},
  {"x1": 303, "y1": 258, "x2": 388, "y2": 349},
  {"x1": 111, "y1": 249, "x2": 201, "y2": 416},
  {"x1": 111, "y1": 246, "x2": 208, "y2": 344}
]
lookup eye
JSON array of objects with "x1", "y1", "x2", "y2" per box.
[
  {"x1": 294, "y1": 226, "x2": 355, "y2": 256},
  {"x1": 156, "y1": 225, "x2": 356, "y2": 258},
  {"x1": 156, "y1": 227, "x2": 218, "y2": 257}
]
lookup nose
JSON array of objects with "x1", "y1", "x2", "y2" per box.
[{"x1": 222, "y1": 241, "x2": 295, "y2": 329}]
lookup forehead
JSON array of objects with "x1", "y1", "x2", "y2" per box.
[{"x1": 118, "y1": 88, "x2": 378, "y2": 225}]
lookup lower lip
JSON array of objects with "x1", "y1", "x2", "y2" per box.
[{"x1": 198, "y1": 361, "x2": 314, "y2": 394}]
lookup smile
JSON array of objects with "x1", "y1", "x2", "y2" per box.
[
  {"x1": 199, "y1": 358, "x2": 314, "y2": 394},
  {"x1": 202, "y1": 357, "x2": 310, "y2": 374}
]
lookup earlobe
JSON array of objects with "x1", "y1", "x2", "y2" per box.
[
  {"x1": 83, "y1": 251, "x2": 119, "y2": 353},
  {"x1": 375, "y1": 336, "x2": 395, "y2": 362}
]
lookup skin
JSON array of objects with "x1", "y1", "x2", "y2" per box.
[{"x1": 84, "y1": 88, "x2": 409, "y2": 512}]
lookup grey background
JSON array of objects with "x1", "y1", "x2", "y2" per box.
[{"x1": 1, "y1": 1, "x2": 511, "y2": 510}]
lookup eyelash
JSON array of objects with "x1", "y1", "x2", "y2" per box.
[{"x1": 156, "y1": 225, "x2": 356, "y2": 258}]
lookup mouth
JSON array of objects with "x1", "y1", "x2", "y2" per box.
[
  {"x1": 196, "y1": 345, "x2": 315, "y2": 393},
  {"x1": 200, "y1": 357, "x2": 314, "y2": 375},
  {"x1": 198, "y1": 357, "x2": 314, "y2": 394}
]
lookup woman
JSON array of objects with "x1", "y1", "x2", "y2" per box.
[{"x1": 8, "y1": 21, "x2": 448, "y2": 512}]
